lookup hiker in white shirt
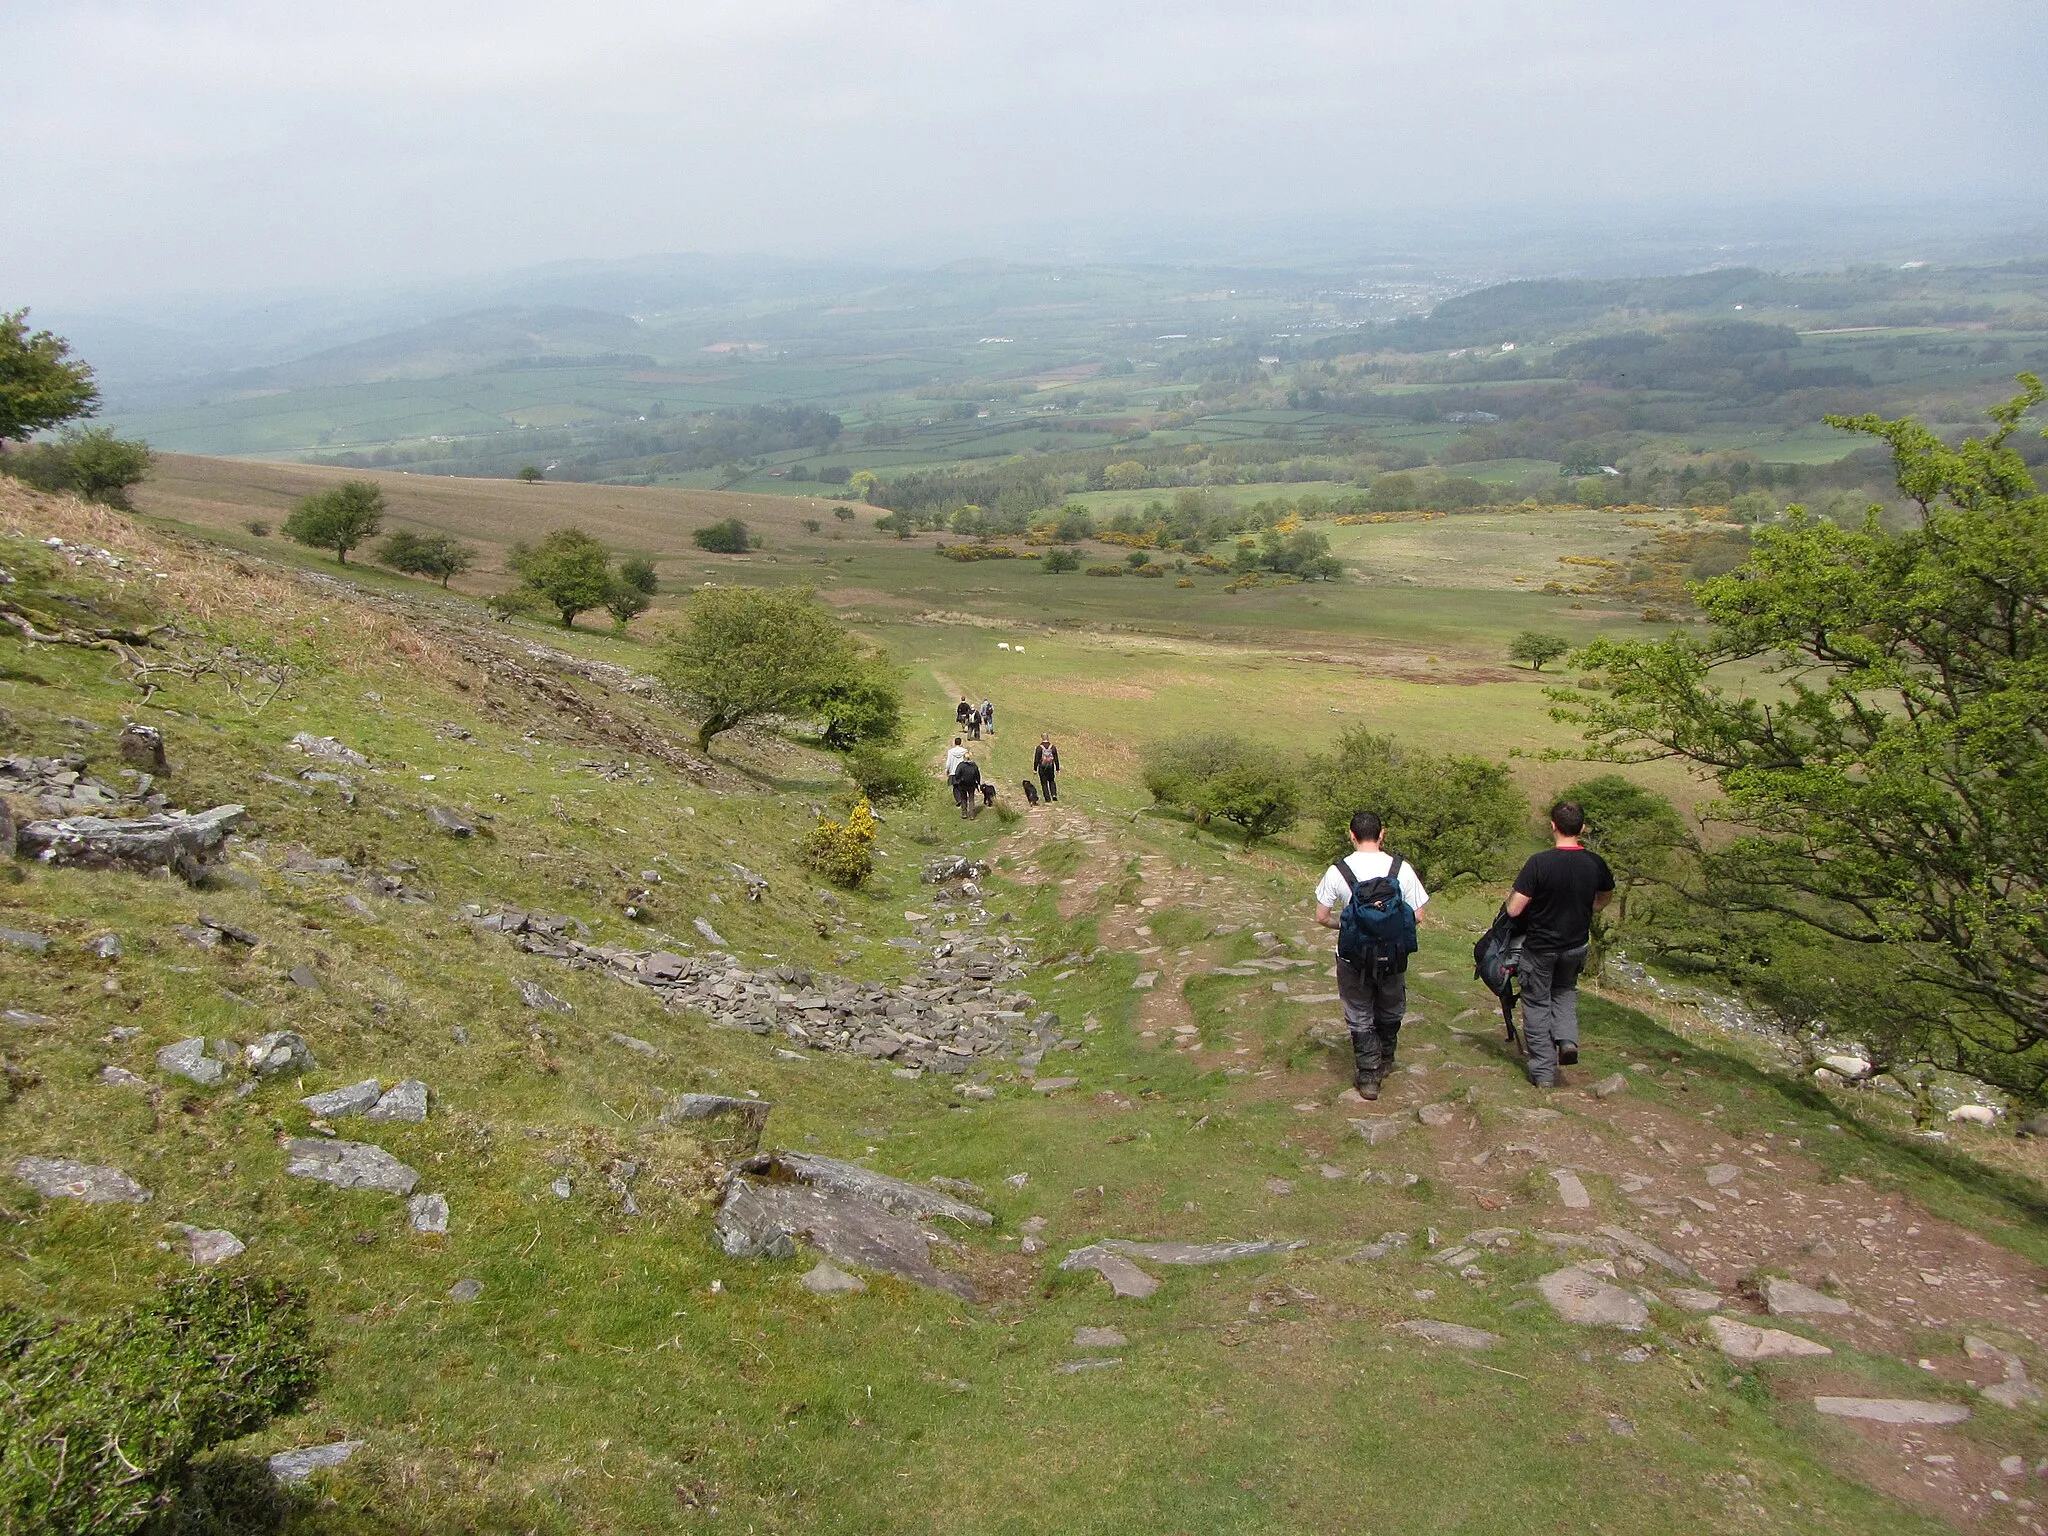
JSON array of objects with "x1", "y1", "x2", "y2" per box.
[
  {"x1": 1312, "y1": 810, "x2": 1429, "y2": 1099},
  {"x1": 943, "y1": 738, "x2": 967, "y2": 777}
]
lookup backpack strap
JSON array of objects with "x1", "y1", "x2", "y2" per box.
[{"x1": 1331, "y1": 861, "x2": 1358, "y2": 895}]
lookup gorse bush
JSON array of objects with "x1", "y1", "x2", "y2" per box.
[
  {"x1": 802, "y1": 797, "x2": 878, "y2": 887},
  {"x1": 0, "y1": 1272, "x2": 321, "y2": 1535}
]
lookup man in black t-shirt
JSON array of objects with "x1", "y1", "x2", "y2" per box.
[{"x1": 1504, "y1": 801, "x2": 1615, "y2": 1088}]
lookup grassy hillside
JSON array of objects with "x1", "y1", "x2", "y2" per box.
[{"x1": 4, "y1": 476, "x2": 2046, "y2": 1534}]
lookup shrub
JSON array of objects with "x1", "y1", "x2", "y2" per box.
[
  {"x1": 693, "y1": 518, "x2": 753, "y2": 554},
  {"x1": 937, "y1": 543, "x2": 1020, "y2": 561},
  {"x1": 846, "y1": 743, "x2": 928, "y2": 805},
  {"x1": 1143, "y1": 732, "x2": 1301, "y2": 843},
  {"x1": 1176, "y1": 577, "x2": 1194, "y2": 587},
  {"x1": 378, "y1": 530, "x2": 478, "y2": 588},
  {"x1": 1042, "y1": 549, "x2": 1079, "y2": 573},
  {"x1": 1085, "y1": 564, "x2": 1124, "y2": 577},
  {"x1": 243, "y1": 520, "x2": 270, "y2": 538},
  {"x1": 1507, "y1": 631, "x2": 1571, "y2": 670},
  {"x1": 0, "y1": 1273, "x2": 321, "y2": 1535},
  {"x1": 802, "y1": 797, "x2": 878, "y2": 887},
  {"x1": 1305, "y1": 728, "x2": 1526, "y2": 887},
  {"x1": 1134, "y1": 564, "x2": 1166, "y2": 577},
  {"x1": 281, "y1": 480, "x2": 384, "y2": 563},
  {"x1": 0, "y1": 429, "x2": 154, "y2": 509}
]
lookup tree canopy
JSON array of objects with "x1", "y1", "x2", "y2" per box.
[
  {"x1": 1564, "y1": 375, "x2": 2048, "y2": 1098},
  {"x1": 1508, "y1": 631, "x2": 1571, "y2": 670},
  {"x1": 509, "y1": 527, "x2": 613, "y2": 626},
  {"x1": 693, "y1": 518, "x2": 753, "y2": 554},
  {"x1": 0, "y1": 309, "x2": 98, "y2": 443},
  {"x1": 1142, "y1": 733, "x2": 1301, "y2": 844},
  {"x1": 281, "y1": 480, "x2": 385, "y2": 563},
  {"x1": 378, "y1": 529, "x2": 477, "y2": 587},
  {"x1": 1305, "y1": 728, "x2": 1526, "y2": 888},
  {"x1": 658, "y1": 585, "x2": 861, "y2": 752}
]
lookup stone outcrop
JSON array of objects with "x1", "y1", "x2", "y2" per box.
[
  {"x1": 17, "y1": 803, "x2": 245, "y2": 882},
  {"x1": 13, "y1": 1156, "x2": 151, "y2": 1204},
  {"x1": 283, "y1": 1139, "x2": 420, "y2": 1195}
]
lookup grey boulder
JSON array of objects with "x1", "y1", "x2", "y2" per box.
[
  {"x1": 157, "y1": 1037, "x2": 225, "y2": 1087},
  {"x1": 736, "y1": 1150, "x2": 994, "y2": 1228},
  {"x1": 1059, "y1": 1245, "x2": 1161, "y2": 1299},
  {"x1": 171, "y1": 1224, "x2": 245, "y2": 1265},
  {"x1": 1706, "y1": 1316, "x2": 1833, "y2": 1362},
  {"x1": 14, "y1": 1156, "x2": 151, "y2": 1204},
  {"x1": 659, "y1": 1093, "x2": 773, "y2": 1156},
  {"x1": 16, "y1": 804, "x2": 246, "y2": 883},
  {"x1": 715, "y1": 1174, "x2": 976, "y2": 1299},
  {"x1": 268, "y1": 1441, "x2": 364, "y2": 1483},
  {"x1": 364, "y1": 1078, "x2": 428, "y2": 1123},
  {"x1": 1536, "y1": 1266, "x2": 1649, "y2": 1331},
  {"x1": 245, "y1": 1032, "x2": 315, "y2": 1077},
  {"x1": 302, "y1": 1079, "x2": 383, "y2": 1117},
  {"x1": 408, "y1": 1193, "x2": 449, "y2": 1234},
  {"x1": 283, "y1": 1139, "x2": 420, "y2": 1195},
  {"x1": 1392, "y1": 1320, "x2": 1502, "y2": 1350},
  {"x1": 1764, "y1": 1277, "x2": 1852, "y2": 1319}
]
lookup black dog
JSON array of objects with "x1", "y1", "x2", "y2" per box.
[{"x1": 1021, "y1": 778, "x2": 1040, "y2": 806}]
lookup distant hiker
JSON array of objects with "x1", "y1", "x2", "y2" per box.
[
  {"x1": 980, "y1": 698, "x2": 995, "y2": 735},
  {"x1": 1503, "y1": 801, "x2": 1614, "y2": 1088},
  {"x1": 949, "y1": 753, "x2": 982, "y2": 818},
  {"x1": 956, "y1": 697, "x2": 973, "y2": 731},
  {"x1": 1021, "y1": 777, "x2": 1040, "y2": 806},
  {"x1": 1032, "y1": 735, "x2": 1061, "y2": 803},
  {"x1": 1314, "y1": 811, "x2": 1428, "y2": 1099},
  {"x1": 944, "y1": 737, "x2": 967, "y2": 777}
]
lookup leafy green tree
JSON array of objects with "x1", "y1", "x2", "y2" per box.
[
  {"x1": 692, "y1": 518, "x2": 752, "y2": 554},
  {"x1": 1508, "y1": 631, "x2": 1571, "y2": 670},
  {"x1": 518, "y1": 465, "x2": 544, "y2": 482},
  {"x1": 0, "y1": 1272, "x2": 320, "y2": 1535},
  {"x1": 0, "y1": 309, "x2": 99, "y2": 443},
  {"x1": 804, "y1": 648, "x2": 904, "y2": 749},
  {"x1": 803, "y1": 517, "x2": 822, "y2": 533},
  {"x1": 61, "y1": 428, "x2": 153, "y2": 508},
  {"x1": 1556, "y1": 773, "x2": 1691, "y2": 974},
  {"x1": 833, "y1": 505, "x2": 855, "y2": 522},
  {"x1": 604, "y1": 576, "x2": 652, "y2": 632},
  {"x1": 281, "y1": 480, "x2": 385, "y2": 563},
  {"x1": 510, "y1": 527, "x2": 612, "y2": 626},
  {"x1": 658, "y1": 585, "x2": 858, "y2": 752},
  {"x1": 1564, "y1": 377, "x2": 2048, "y2": 1098},
  {"x1": 617, "y1": 554, "x2": 659, "y2": 595},
  {"x1": 485, "y1": 588, "x2": 544, "y2": 622},
  {"x1": 1043, "y1": 548, "x2": 1080, "y2": 573},
  {"x1": 379, "y1": 529, "x2": 478, "y2": 585},
  {"x1": 846, "y1": 741, "x2": 929, "y2": 804},
  {"x1": 1305, "y1": 728, "x2": 1526, "y2": 888},
  {"x1": 1143, "y1": 733, "x2": 1300, "y2": 842}
]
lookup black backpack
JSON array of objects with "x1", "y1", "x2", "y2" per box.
[
  {"x1": 1472, "y1": 905, "x2": 1525, "y2": 1043},
  {"x1": 1331, "y1": 857, "x2": 1419, "y2": 979},
  {"x1": 951, "y1": 759, "x2": 981, "y2": 792}
]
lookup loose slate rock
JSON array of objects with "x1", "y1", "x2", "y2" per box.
[
  {"x1": 1550, "y1": 1169, "x2": 1592, "y2": 1209},
  {"x1": 1590, "y1": 1073, "x2": 1628, "y2": 1099},
  {"x1": 1099, "y1": 1238, "x2": 1307, "y2": 1266},
  {"x1": 693, "y1": 916, "x2": 728, "y2": 947},
  {"x1": 518, "y1": 979, "x2": 571, "y2": 1012},
  {"x1": 1665, "y1": 1287, "x2": 1725, "y2": 1313},
  {"x1": 1417, "y1": 1103, "x2": 1457, "y2": 1128},
  {"x1": 365, "y1": 1078, "x2": 428, "y2": 1123},
  {"x1": 14, "y1": 1156, "x2": 151, "y2": 1204},
  {"x1": 284, "y1": 1139, "x2": 420, "y2": 1195},
  {"x1": 1032, "y1": 1076, "x2": 1079, "y2": 1095},
  {"x1": 659, "y1": 1093, "x2": 772, "y2": 1157},
  {"x1": 158, "y1": 1037, "x2": 225, "y2": 1086},
  {"x1": 1344, "y1": 1232, "x2": 1411, "y2": 1262},
  {"x1": 302, "y1": 1079, "x2": 383, "y2": 1118},
  {"x1": 1059, "y1": 1245, "x2": 1162, "y2": 1299},
  {"x1": 1537, "y1": 1266, "x2": 1648, "y2": 1331},
  {"x1": 1074, "y1": 1326, "x2": 1128, "y2": 1348},
  {"x1": 245, "y1": 1031, "x2": 315, "y2": 1076},
  {"x1": 717, "y1": 1175, "x2": 976, "y2": 1298},
  {"x1": 1813, "y1": 1396, "x2": 1969, "y2": 1426},
  {"x1": 268, "y1": 1441, "x2": 365, "y2": 1484},
  {"x1": 447, "y1": 1278, "x2": 483, "y2": 1302},
  {"x1": 1706, "y1": 1316, "x2": 1832, "y2": 1362},
  {"x1": 98, "y1": 1065, "x2": 148, "y2": 1088},
  {"x1": 408, "y1": 1193, "x2": 449, "y2": 1234},
  {"x1": 17, "y1": 804, "x2": 245, "y2": 883},
  {"x1": 172, "y1": 1224, "x2": 245, "y2": 1265},
  {"x1": 1594, "y1": 1224, "x2": 1698, "y2": 1279},
  {"x1": 1704, "y1": 1163, "x2": 1742, "y2": 1187},
  {"x1": 738, "y1": 1150, "x2": 995, "y2": 1228},
  {"x1": 1393, "y1": 1320, "x2": 1502, "y2": 1350},
  {"x1": 1352, "y1": 1116, "x2": 1410, "y2": 1146},
  {"x1": 1057, "y1": 1358, "x2": 1123, "y2": 1374},
  {"x1": 800, "y1": 1261, "x2": 866, "y2": 1295},
  {"x1": 1764, "y1": 1277, "x2": 1852, "y2": 1319},
  {"x1": 425, "y1": 805, "x2": 475, "y2": 836}
]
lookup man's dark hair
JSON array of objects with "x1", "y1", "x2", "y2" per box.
[
  {"x1": 954, "y1": 737, "x2": 962, "y2": 745},
  {"x1": 1550, "y1": 801, "x2": 1586, "y2": 836},
  {"x1": 1348, "y1": 810, "x2": 1383, "y2": 842}
]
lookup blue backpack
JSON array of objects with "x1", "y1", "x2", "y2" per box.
[{"x1": 1332, "y1": 856, "x2": 1419, "y2": 977}]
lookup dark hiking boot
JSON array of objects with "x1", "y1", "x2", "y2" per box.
[
  {"x1": 1558, "y1": 1044, "x2": 1579, "y2": 1066},
  {"x1": 1355, "y1": 1072, "x2": 1381, "y2": 1101},
  {"x1": 1526, "y1": 1072, "x2": 1557, "y2": 1089}
]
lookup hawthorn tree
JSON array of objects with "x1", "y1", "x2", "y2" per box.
[
  {"x1": 509, "y1": 527, "x2": 612, "y2": 625},
  {"x1": 282, "y1": 480, "x2": 385, "y2": 563},
  {"x1": 658, "y1": 585, "x2": 857, "y2": 752},
  {"x1": 1563, "y1": 376, "x2": 2048, "y2": 1098},
  {"x1": 1508, "y1": 631, "x2": 1570, "y2": 670},
  {"x1": 0, "y1": 309, "x2": 98, "y2": 444},
  {"x1": 378, "y1": 530, "x2": 476, "y2": 587}
]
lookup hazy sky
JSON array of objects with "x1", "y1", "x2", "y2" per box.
[{"x1": 6, "y1": 0, "x2": 2044, "y2": 305}]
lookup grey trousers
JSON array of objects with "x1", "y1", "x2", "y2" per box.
[
  {"x1": 1519, "y1": 944, "x2": 1589, "y2": 1083},
  {"x1": 1335, "y1": 955, "x2": 1406, "y2": 1077}
]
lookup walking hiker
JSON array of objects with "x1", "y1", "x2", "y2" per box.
[
  {"x1": 944, "y1": 737, "x2": 967, "y2": 777},
  {"x1": 949, "y1": 752, "x2": 982, "y2": 818},
  {"x1": 1032, "y1": 735, "x2": 1060, "y2": 803},
  {"x1": 1502, "y1": 801, "x2": 1614, "y2": 1088},
  {"x1": 1313, "y1": 811, "x2": 1428, "y2": 1099},
  {"x1": 956, "y1": 697, "x2": 973, "y2": 732},
  {"x1": 980, "y1": 698, "x2": 995, "y2": 736}
]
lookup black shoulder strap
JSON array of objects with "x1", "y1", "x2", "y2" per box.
[{"x1": 1331, "y1": 860, "x2": 1358, "y2": 894}]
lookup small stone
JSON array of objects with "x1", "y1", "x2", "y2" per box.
[
  {"x1": 408, "y1": 1193, "x2": 449, "y2": 1234},
  {"x1": 301, "y1": 1079, "x2": 382, "y2": 1117},
  {"x1": 1763, "y1": 1276, "x2": 1851, "y2": 1319},
  {"x1": 1131, "y1": 971, "x2": 1158, "y2": 990},
  {"x1": 447, "y1": 1278, "x2": 483, "y2": 1302},
  {"x1": 693, "y1": 916, "x2": 728, "y2": 947},
  {"x1": 365, "y1": 1078, "x2": 428, "y2": 1123},
  {"x1": 1263, "y1": 1177, "x2": 1294, "y2": 1196},
  {"x1": 1057, "y1": 1358, "x2": 1123, "y2": 1374},
  {"x1": 1392, "y1": 1320, "x2": 1502, "y2": 1350},
  {"x1": 1074, "y1": 1326, "x2": 1127, "y2": 1348},
  {"x1": 0, "y1": 927, "x2": 51, "y2": 955},
  {"x1": 518, "y1": 979, "x2": 571, "y2": 1011},
  {"x1": 268, "y1": 1440, "x2": 365, "y2": 1483},
  {"x1": 287, "y1": 964, "x2": 322, "y2": 990},
  {"x1": 609, "y1": 1032, "x2": 659, "y2": 1057},
  {"x1": 1032, "y1": 1077, "x2": 1078, "y2": 1094},
  {"x1": 551, "y1": 1175, "x2": 573, "y2": 1199},
  {"x1": 1607, "y1": 1415, "x2": 1636, "y2": 1438},
  {"x1": 1352, "y1": 1116, "x2": 1409, "y2": 1146},
  {"x1": 156, "y1": 1037, "x2": 225, "y2": 1086},
  {"x1": 97, "y1": 1065, "x2": 148, "y2": 1088},
  {"x1": 425, "y1": 805, "x2": 475, "y2": 836},
  {"x1": 1345, "y1": 1232, "x2": 1411, "y2": 1262},
  {"x1": 1059, "y1": 1245, "x2": 1161, "y2": 1299},
  {"x1": 800, "y1": 1261, "x2": 867, "y2": 1295},
  {"x1": 86, "y1": 933, "x2": 123, "y2": 960},
  {"x1": 2002, "y1": 1456, "x2": 2027, "y2": 1476},
  {"x1": 172, "y1": 1224, "x2": 246, "y2": 1265},
  {"x1": 1617, "y1": 1345, "x2": 1653, "y2": 1364},
  {"x1": 1591, "y1": 1073, "x2": 1628, "y2": 1099},
  {"x1": 245, "y1": 1031, "x2": 315, "y2": 1076},
  {"x1": 1665, "y1": 1287, "x2": 1724, "y2": 1312},
  {"x1": 1706, "y1": 1316, "x2": 1832, "y2": 1362},
  {"x1": 1703, "y1": 1163, "x2": 1741, "y2": 1187},
  {"x1": 283, "y1": 1139, "x2": 419, "y2": 1195},
  {"x1": 1550, "y1": 1169, "x2": 1592, "y2": 1209},
  {"x1": 1812, "y1": 1396, "x2": 1969, "y2": 1426},
  {"x1": 957, "y1": 1084, "x2": 997, "y2": 1101},
  {"x1": 1537, "y1": 1266, "x2": 1649, "y2": 1331},
  {"x1": 1417, "y1": 1103, "x2": 1457, "y2": 1127},
  {"x1": 13, "y1": 1156, "x2": 151, "y2": 1204}
]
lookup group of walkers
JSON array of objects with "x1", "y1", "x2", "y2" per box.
[
  {"x1": 943, "y1": 694, "x2": 1062, "y2": 818},
  {"x1": 1313, "y1": 800, "x2": 1612, "y2": 1097}
]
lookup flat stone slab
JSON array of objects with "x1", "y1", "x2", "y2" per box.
[
  {"x1": 1595, "y1": 1224, "x2": 1698, "y2": 1279},
  {"x1": 1392, "y1": 1319, "x2": 1502, "y2": 1350},
  {"x1": 283, "y1": 1139, "x2": 420, "y2": 1195},
  {"x1": 17, "y1": 804, "x2": 246, "y2": 882},
  {"x1": 1057, "y1": 1358, "x2": 1124, "y2": 1374},
  {"x1": 659, "y1": 1093, "x2": 772, "y2": 1155},
  {"x1": 1665, "y1": 1287, "x2": 1725, "y2": 1313},
  {"x1": 1032, "y1": 1076, "x2": 1079, "y2": 1094},
  {"x1": 1073, "y1": 1326, "x2": 1128, "y2": 1348},
  {"x1": 1704, "y1": 1162, "x2": 1742, "y2": 1187},
  {"x1": 800, "y1": 1261, "x2": 866, "y2": 1295},
  {"x1": 1537, "y1": 1266, "x2": 1648, "y2": 1331},
  {"x1": 1550, "y1": 1170, "x2": 1591, "y2": 1209},
  {"x1": 1344, "y1": 1232, "x2": 1411, "y2": 1262},
  {"x1": 365, "y1": 1078, "x2": 428, "y2": 1123},
  {"x1": 716, "y1": 1175, "x2": 976, "y2": 1299},
  {"x1": 1351, "y1": 1116, "x2": 1410, "y2": 1146},
  {"x1": 1059, "y1": 1245, "x2": 1162, "y2": 1299},
  {"x1": 0, "y1": 927, "x2": 51, "y2": 954},
  {"x1": 1417, "y1": 1103, "x2": 1457, "y2": 1127},
  {"x1": 14, "y1": 1156, "x2": 151, "y2": 1204},
  {"x1": 1099, "y1": 1238, "x2": 1307, "y2": 1266},
  {"x1": 268, "y1": 1440, "x2": 365, "y2": 1483},
  {"x1": 1764, "y1": 1277, "x2": 1851, "y2": 1318},
  {"x1": 157, "y1": 1037, "x2": 225, "y2": 1087},
  {"x1": 736, "y1": 1150, "x2": 994, "y2": 1228},
  {"x1": 303, "y1": 1079, "x2": 383, "y2": 1117},
  {"x1": 1813, "y1": 1396, "x2": 1969, "y2": 1425},
  {"x1": 1707, "y1": 1316, "x2": 1832, "y2": 1362}
]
